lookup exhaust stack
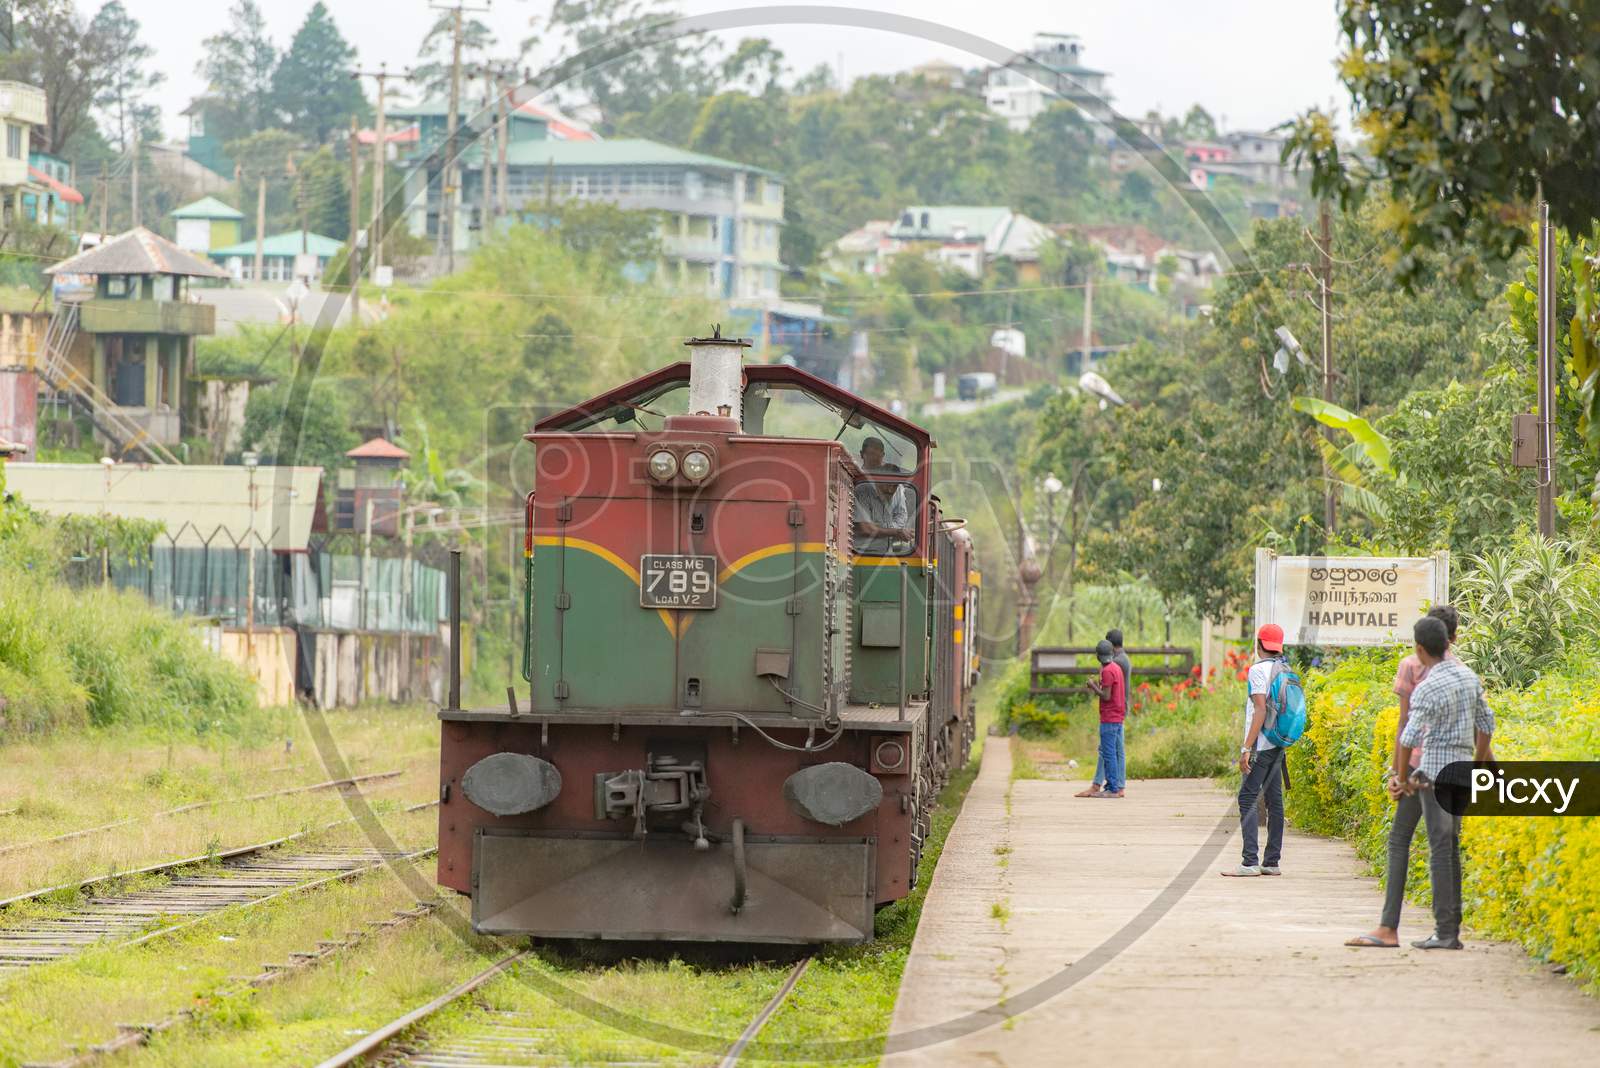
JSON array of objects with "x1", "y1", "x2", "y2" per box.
[{"x1": 680, "y1": 325, "x2": 750, "y2": 431}]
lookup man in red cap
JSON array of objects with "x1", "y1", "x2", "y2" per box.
[{"x1": 1222, "y1": 623, "x2": 1289, "y2": 877}]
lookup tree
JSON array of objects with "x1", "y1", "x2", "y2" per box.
[
  {"x1": 270, "y1": 2, "x2": 369, "y2": 144},
  {"x1": 1027, "y1": 103, "x2": 1095, "y2": 194},
  {"x1": 720, "y1": 37, "x2": 786, "y2": 97},
  {"x1": 88, "y1": 1, "x2": 161, "y2": 153},
  {"x1": 1179, "y1": 104, "x2": 1216, "y2": 141},
  {"x1": 0, "y1": 0, "x2": 121, "y2": 155},
  {"x1": 537, "y1": 199, "x2": 662, "y2": 267},
  {"x1": 196, "y1": 0, "x2": 278, "y2": 142},
  {"x1": 225, "y1": 128, "x2": 298, "y2": 233},
  {"x1": 239, "y1": 377, "x2": 358, "y2": 472},
  {"x1": 412, "y1": 8, "x2": 494, "y2": 100},
  {"x1": 543, "y1": 0, "x2": 720, "y2": 130},
  {"x1": 1287, "y1": 1, "x2": 1600, "y2": 286},
  {"x1": 293, "y1": 146, "x2": 349, "y2": 238},
  {"x1": 687, "y1": 92, "x2": 783, "y2": 173}
]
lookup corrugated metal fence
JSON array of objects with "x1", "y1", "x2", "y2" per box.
[{"x1": 103, "y1": 534, "x2": 446, "y2": 635}]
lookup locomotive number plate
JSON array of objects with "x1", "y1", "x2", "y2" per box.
[{"x1": 639, "y1": 554, "x2": 718, "y2": 609}]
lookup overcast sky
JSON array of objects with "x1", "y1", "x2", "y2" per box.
[{"x1": 122, "y1": 0, "x2": 1349, "y2": 140}]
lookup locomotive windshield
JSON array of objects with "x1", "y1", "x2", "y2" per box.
[
  {"x1": 554, "y1": 376, "x2": 920, "y2": 472},
  {"x1": 744, "y1": 382, "x2": 919, "y2": 472}
]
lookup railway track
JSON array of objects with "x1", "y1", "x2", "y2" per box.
[
  {"x1": 315, "y1": 952, "x2": 814, "y2": 1068},
  {"x1": 0, "y1": 801, "x2": 438, "y2": 976}
]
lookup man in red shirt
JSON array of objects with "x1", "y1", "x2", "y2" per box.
[{"x1": 1084, "y1": 639, "x2": 1126, "y2": 797}]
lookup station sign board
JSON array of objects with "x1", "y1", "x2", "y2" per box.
[{"x1": 1254, "y1": 549, "x2": 1450, "y2": 647}]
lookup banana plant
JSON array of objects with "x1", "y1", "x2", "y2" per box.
[
  {"x1": 1291, "y1": 396, "x2": 1395, "y2": 475},
  {"x1": 1291, "y1": 396, "x2": 1396, "y2": 519}
]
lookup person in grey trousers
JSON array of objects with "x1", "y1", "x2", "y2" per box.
[
  {"x1": 1349, "y1": 614, "x2": 1494, "y2": 949},
  {"x1": 1347, "y1": 605, "x2": 1468, "y2": 949}
]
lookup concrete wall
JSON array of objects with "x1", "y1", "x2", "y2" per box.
[
  {"x1": 308, "y1": 628, "x2": 444, "y2": 710},
  {"x1": 214, "y1": 625, "x2": 444, "y2": 709},
  {"x1": 0, "y1": 369, "x2": 37, "y2": 455},
  {"x1": 218, "y1": 626, "x2": 297, "y2": 707}
]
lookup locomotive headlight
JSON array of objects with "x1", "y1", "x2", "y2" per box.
[
  {"x1": 647, "y1": 449, "x2": 678, "y2": 480},
  {"x1": 681, "y1": 450, "x2": 712, "y2": 482}
]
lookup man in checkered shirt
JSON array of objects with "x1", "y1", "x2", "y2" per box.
[{"x1": 1396, "y1": 615, "x2": 1496, "y2": 950}]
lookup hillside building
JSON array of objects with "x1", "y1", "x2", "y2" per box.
[
  {"x1": 208, "y1": 230, "x2": 345, "y2": 282},
  {"x1": 172, "y1": 196, "x2": 245, "y2": 253},
  {"x1": 985, "y1": 33, "x2": 1113, "y2": 132},
  {"x1": 402, "y1": 135, "x2": 785, "y2": 300},
  {"x1": 831, "y1": 206, "x2": 1053, "y2": 280}
]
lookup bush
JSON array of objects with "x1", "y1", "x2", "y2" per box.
[
  {"x1": 1288, "y1": 653, "x2": 1600, "y2": 990},
  {"x1": 1454, "y1": 536, "x2": 1600, "y2": 689},
  {"x1": 0, "y1": 489, "x2": 257, "y2": 739}
]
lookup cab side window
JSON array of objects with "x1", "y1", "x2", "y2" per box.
[{"x1": 852, "y1": 480, "x2": 917, "y2": 556}]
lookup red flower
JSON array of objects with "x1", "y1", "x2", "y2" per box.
[{"x1": 1236, "y1": 670, "x2": 1248, "y2": 681}]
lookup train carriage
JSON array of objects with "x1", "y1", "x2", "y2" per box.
[{"x1": 437, "y1": 331, "x2": 980, "y2": 943}]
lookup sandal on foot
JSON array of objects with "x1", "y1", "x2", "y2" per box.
[
  {"x1": 1345, "y1": 934, "x2": 1399, "y2": 948},
  {"x1": 1075, "y1": 786, "x2": 1104, "y2": 797}
]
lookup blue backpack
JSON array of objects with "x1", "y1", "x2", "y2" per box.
[{"x1": 1261, "y1": 658, "x2": 1309, "y2": 748}]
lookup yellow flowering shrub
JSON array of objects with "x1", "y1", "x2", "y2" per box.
[{"x1": 1287, "y1": 657, "x2": 1600, "y2": 989}]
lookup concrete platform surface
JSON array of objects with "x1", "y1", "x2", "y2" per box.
[{"x1": 884, "y1": 738, "x2": 1600, "y2": 1066}]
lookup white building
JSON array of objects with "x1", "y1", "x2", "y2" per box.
[
  {"x1": 402, "y1": 137, "x2": 784, "y2": 300},
  {"x1": 829, "y1": 207, "x2": 1054, "y2": 279},
  {"x1": 985, "y1": 33, "x2": 1113, "y2": 132}
]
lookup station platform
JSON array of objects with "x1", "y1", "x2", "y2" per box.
[{"x1": 885, "y1": 739, "x2": 1600, "y2": 1065}]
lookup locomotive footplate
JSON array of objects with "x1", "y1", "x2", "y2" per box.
[
  {"x1": 472, "y1": 827, "x2": 876, "y2": 943},
  {"x1": 438, "y1": 701, "x2": 926, "y2": 733}
]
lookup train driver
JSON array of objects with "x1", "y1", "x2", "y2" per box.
[{"x1": 855, "y1": 437, "x2": 913, "y2": 554}]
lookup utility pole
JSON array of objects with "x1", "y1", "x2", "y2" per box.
[
  {"x1": 1318, "y1": 200, "x2": 1337, "y2": 535},
  {"x1": 497, "y1": 70, "x2": 512, "y2": 218},
  {"x1": 1080, "y1": 271, "x2": 1093, "y2": 373},
  {"x1": 254, "y1": 176, "x2": 266, "y2": 284},
  {"x1": 294, "y1": 159, "x2": 308, "y2": 257},
  {"x1": 98, "y1": 175, "x2": 108, "y2": 235},
  {"x1": 352, "y1": 65, "x2": 408, "y2": 281},
  {"x1": 430, "y1": 2, "x2": 490, "y2": 271},
  {"x1": 129, "y1": 130, "x2": 140, "y2": 228},
  {"x1": 348, "y1": 116, "x2": 361, "y2": 324},
  {"x1": 1537, "y1": 193, "x2": 1559, "y2": 536},
  {"x1": 481, "y1": 70, "x2": 496, "y2": 235}
]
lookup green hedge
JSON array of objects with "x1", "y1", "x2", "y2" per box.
[{"x1": 1287, "y1": 653, "x2": 1600, "y2": 989}]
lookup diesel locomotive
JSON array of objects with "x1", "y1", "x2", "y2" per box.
[{"x1": 436, "y1": 331, "x2": 981, "y2": 943}]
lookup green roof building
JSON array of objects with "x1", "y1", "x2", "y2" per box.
[
  {"x1": 171, "y1": 196, "x2": 244, "y2": 253},
  {"x1": 403, "y1": 136, "x2": 784, "y2": 300},
  {"x1": 208, "y1": 231, "x2": 345, "y2": 282}
]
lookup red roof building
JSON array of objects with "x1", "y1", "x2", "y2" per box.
[{"x1": 345, "y1": 437, "x2": 411, "y2": 462}]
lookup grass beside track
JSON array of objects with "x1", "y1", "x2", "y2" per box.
[
  {"x1": 0, "y1": 705, "x2": 438, "y2": 900},
  {"x1": 0, "y1": 806, "x2": 440, "y2": 1068}
]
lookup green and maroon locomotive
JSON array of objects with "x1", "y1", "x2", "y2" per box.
[{"x1": 437, "y1": 331, "x2": 981, "y2": 943}]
